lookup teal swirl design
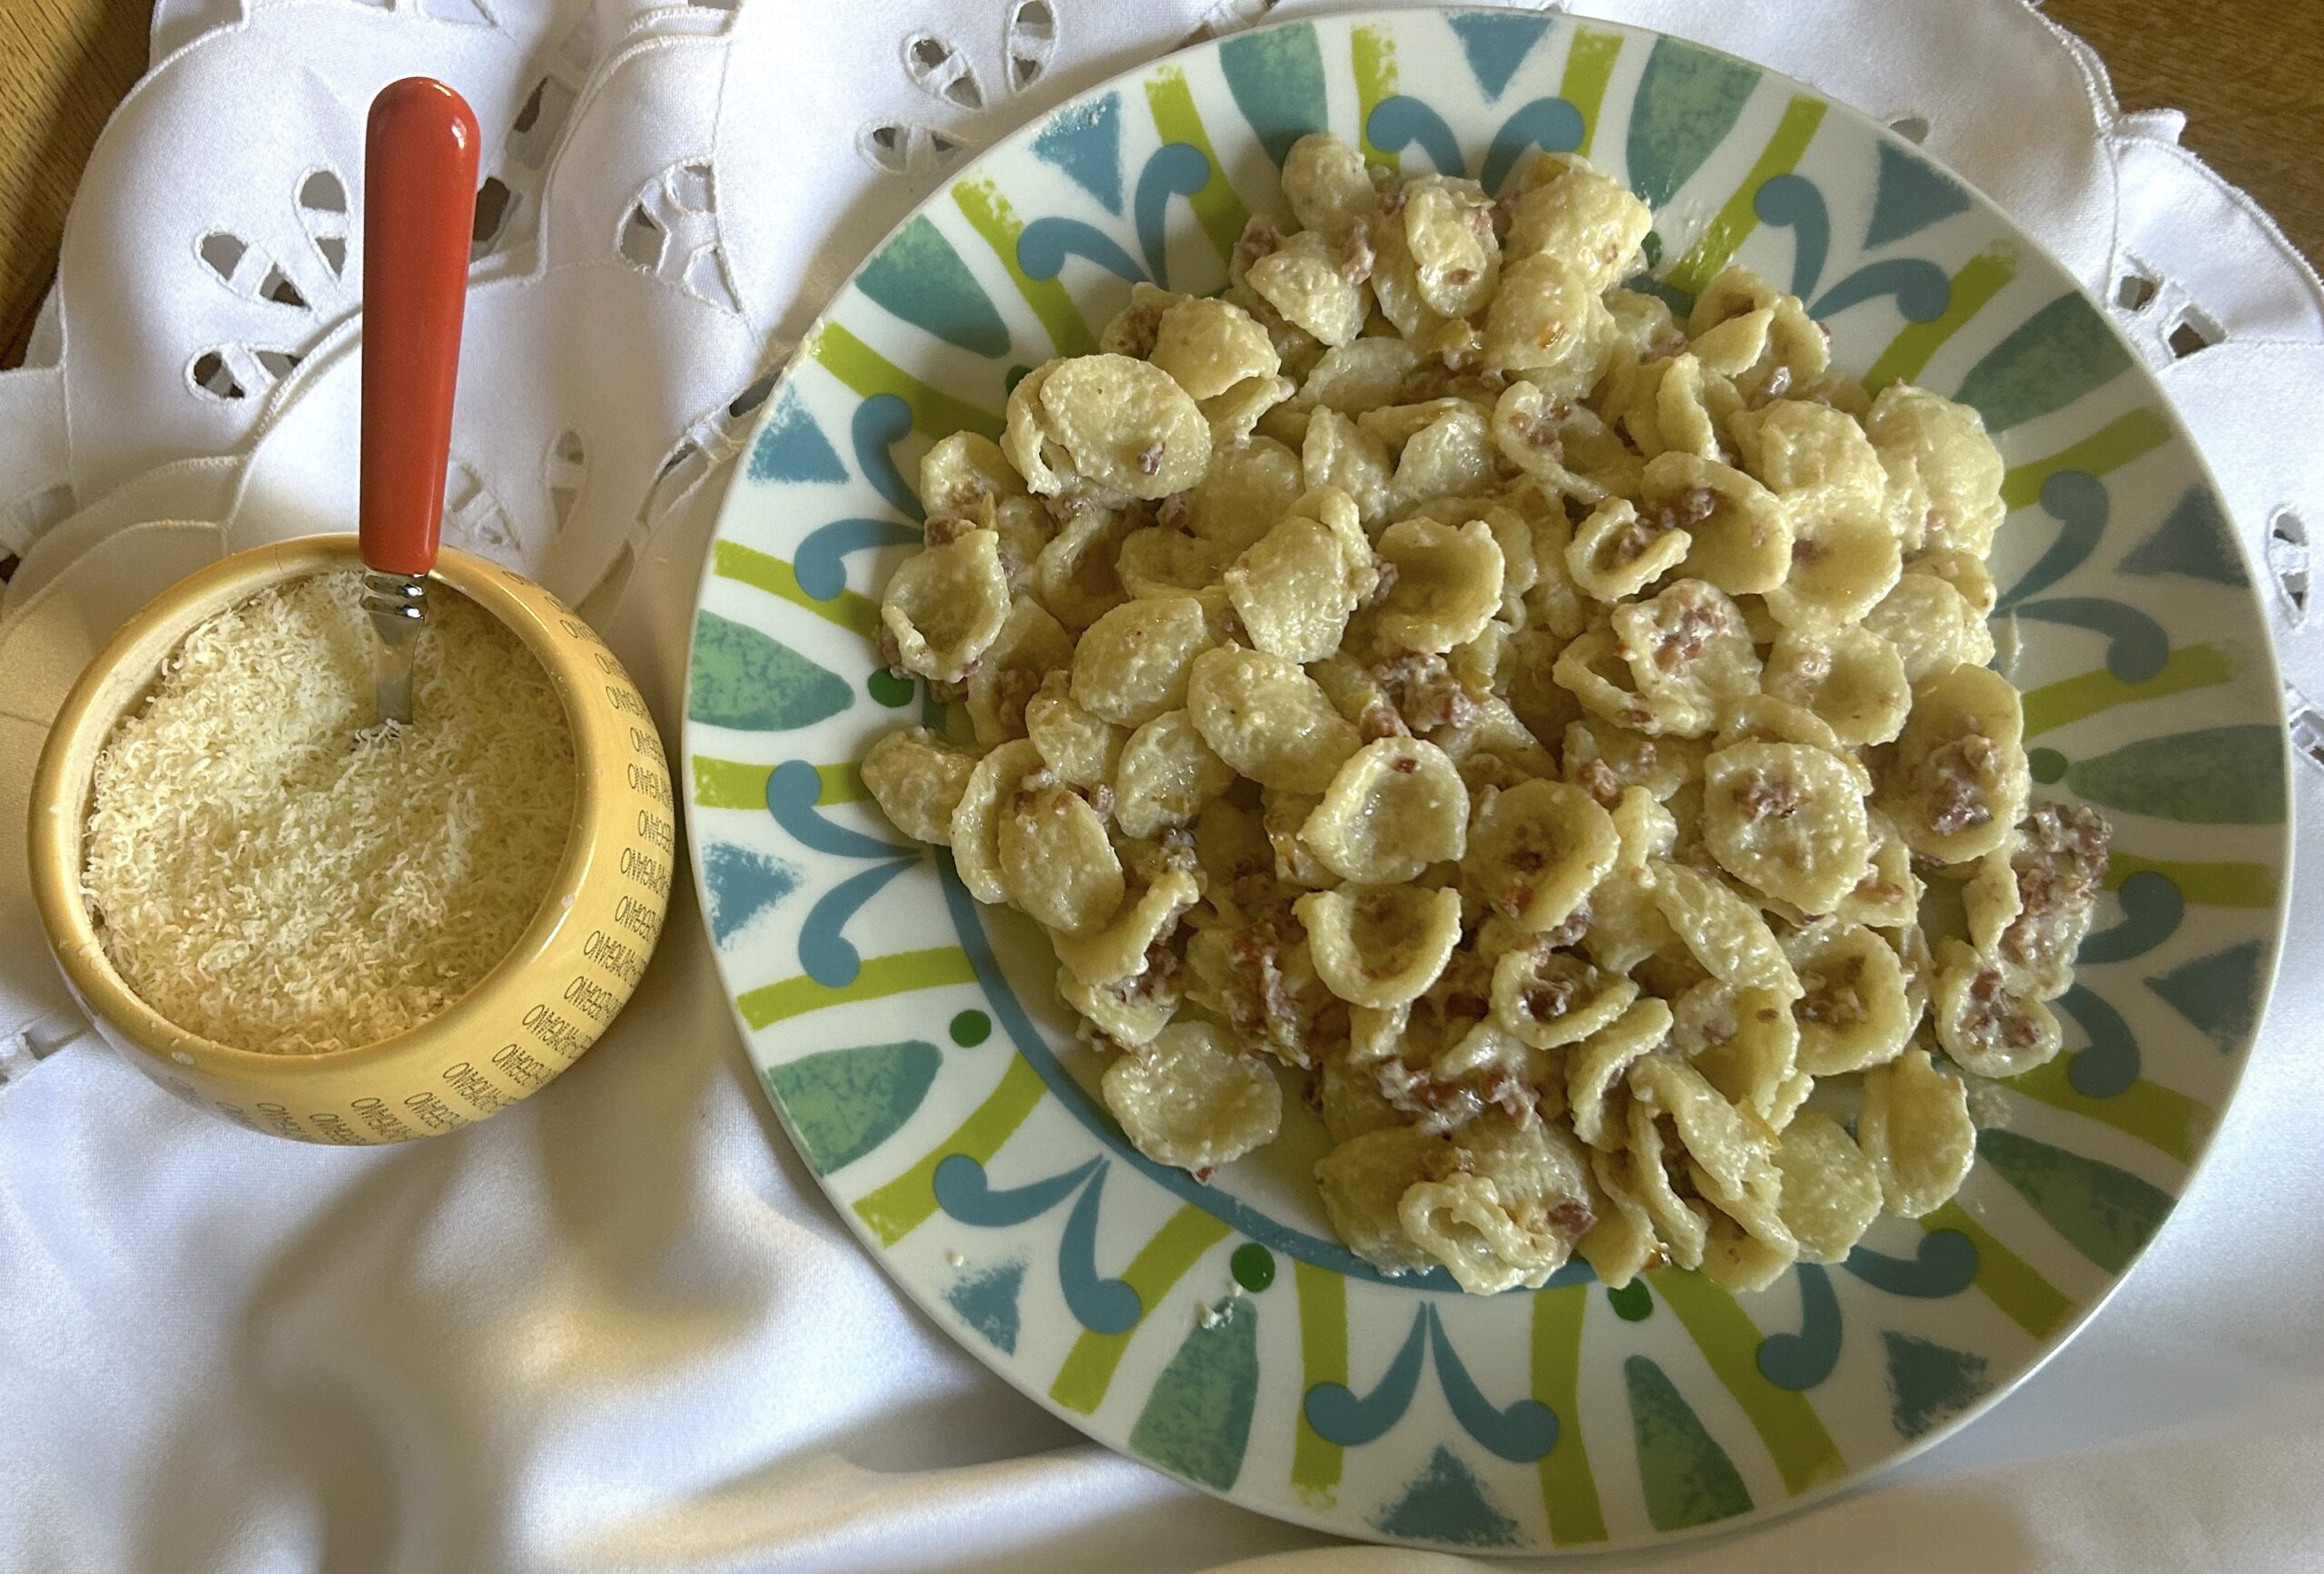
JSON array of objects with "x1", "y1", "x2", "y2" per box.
[{"x1": 1305, "y1": 1306, "x2": 1559, "y2": 1463}]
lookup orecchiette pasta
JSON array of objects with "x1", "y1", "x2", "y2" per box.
[
  {"x1": 1024, "y1": 671, "x2": 1124, "y2": 788},
  {"x1": 1858, "y1": 1048, "x2": 1978, "y2": 1217},
  {"x1": 1103, "y1": 1021, "x2": 1283, "y2": 1171},
  {"x1": 1881, "y1": 663, "x2": 2031, "y2": 862},
  {"x1": 1785, "y1": 919, "x2": 1915, "y2": 1075},
  {"x1": 1462, "y1": 778, "x2": 1618, "y2": 931},
  {"x1": 857, "y1": 133, "x2": 2107, "y2": 1295},
  {"x1": 999, "y1": 778, "x2": 1123, "y2": 935},
  {"x1": 1187, "y1": 645, "x2": 1361, "y2": 792},
  {"x1": 878, "y1": 528, "x2": 1011, "y2": 684},
  {"x1": 1301, "y1": 738, "x2": 1469, "y2": 883},
  {"x1": 1004, "y1": 355, "x2": 1210, "y2": 501},
  {"x1": 1297, "y1": 885, "x2": 1465, "y2": 1008},
  {"x1": 1773, "y1": 1110, "x2": 1885, "y2": 1263},
  {"x1": 861, "y1": 728, "x2": 978, "y2": 845},
  {"x1": 1069, "y1": 593, "x2": 1216, "y2": 726},
  {"x1": 1700, "y1": 741, "x2": 1873, "y2": 915},
  {"x1": 1113, "y1": 709, "x2": 1236, "y2": 840}
]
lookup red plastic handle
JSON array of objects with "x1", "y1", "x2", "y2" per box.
[{"x1": 359, "y1": 78, "x2": 480, "y2": 578}]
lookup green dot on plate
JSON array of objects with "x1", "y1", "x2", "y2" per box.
[
  {"x1": 1004, "y1": 363, "x2": 1033, "y2": 396},
  {"x1": 949, "y1": 1009, "x2": 991, "y2": 1047},
  {"x1": 1230, "y1": 1242, "x2": 1275, "y2": 1293},
  {"x1": 1606, "y1": 1280, "x2": 1653, "y2": 1321},
  {"x1": 867, "y1": 669, "x2": 915, "y2": 707},
  {"x1": 2028, "y1": 746, "x2": 2068, "y2": 784}
]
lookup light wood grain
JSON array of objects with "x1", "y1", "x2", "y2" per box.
[
  {"x1": 0, "y1": 0, "x2": 2318, "y2": 368},
  {"x1": 2048, "y1": 0, "x2": 2324, "y2": 266},
  {"x1": 0, "y1": 0, "x2": 150, "y2": 367}
]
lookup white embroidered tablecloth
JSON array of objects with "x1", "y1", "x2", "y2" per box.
[{"x1": 3, "y1": 3, "x2": 2320, "y2": 1569}]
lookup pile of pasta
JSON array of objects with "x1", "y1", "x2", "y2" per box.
[{"x1": 861, "y1": 134, "x2": 2110, "y2": 1295}]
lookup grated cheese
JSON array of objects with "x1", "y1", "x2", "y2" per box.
[{"x1": 82, "y1": 569, "x2": 577, "y2": 1054}]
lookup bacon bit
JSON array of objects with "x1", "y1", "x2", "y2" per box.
[
  {"x1": 1358, "y1": 701, "x2": 1409, "y2": 743},
  {"x1": 1654, "y1": 598, "x2": 1722, "y2": 674},
  {"x1": 1382, "y1": 1065, "x2": 1487, "y2": 1136},
  {"x1": 1854, "y1": 869, "x2": 1905, "y2": 906},
  {"x1": 1798, "y1": 955, "x2": 1868, "y2": 1027},
  {"x1": 2002, "y1": 803, "x2": 2111, "y2": 967},
  {"x1": 1378, "y1": 188, "x2": 1410, "y2": 217},
  {"x1": 1792, "y1": 536, "x2": 1827, "y2": 566},
  {"x1": 1360, "y1": 557, "x2": 1401, "y2": 609},
  {"x1": 1088, "y1": 783, "x2": 1117, "y2": 818},
  {"x1": 1964, "y1": 966, "x2": 2042, "y2": 1049},
  {"x1": 1152, "y1": 827, "x2": 1199, "y2": 872},
  {"x1": 1640, "y1": 485, "x2": 1718, "y2": 537},
  {"x1": 1137, "y1": 441, "x2": 1165, "y2": 477},
  {"x1": 874, "y1": 624, "x2": 904, "y2": 673},
  {"x1": 1543, "y1": 899, "x2": 1592, "y2": 948},
  {"x1": 1340, "y1": 222, "x2": 1377, "y2": 284},
  {"x1": 1534, "y1": 320, "x2": 1569, "y2": 349},
  {"x1": 921, "y1": 513, "x2": 974, "y2": 546},
  {"x1": 1468, "y1": 204, "x2": 1495, "y2": 238},
  {"x1": 1232, "y1": 217, "x2": 1283, "y2": 278},
  {"x1": 1517, "y1": 411, "x2": 1565, "y2": 457},
  {"x1": 1576, "y1": 759, "x2": 1624, "y2": 809},
  {"x1": 1506, "y1": 846, "x2": 1548, "y2": 873},
  {"x1": 1417, "y1": 1139, "x2": 1476, "y2": 1182},
  {"x1": 1446, "y1": 267, "x2": 1477, "y2": 288},
  {"x1": 1737, "y1": 771, "x2": 1807, "y2": 824},
  {"x1": 1373, "y1": 648, "x2": 1475, "y2": 733},
  {"x1": 1925, "y1": 729, "x2": 2001, "y2": 836},
  {"x1": 1545, "y1": 1196, "x2": 1597, "y2": 1241},
  {"x1": 1523, "y1": 979, "x2": 1577, "y2": 1020},
  {"x1": 1157, "y1": 491, "x2": 1191, "y2": 530},
  {"x1": 1391, "y1": 754, "x2": 1420, "y2": 774}
]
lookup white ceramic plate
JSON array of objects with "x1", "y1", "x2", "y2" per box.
[{"x1": 683, "y1": 9, "x2": 2289, "y2": 1551}]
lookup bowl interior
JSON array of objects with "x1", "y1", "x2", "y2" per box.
[{"x1": 30, "y1": 536, "x2": 597, "y2": 1077}]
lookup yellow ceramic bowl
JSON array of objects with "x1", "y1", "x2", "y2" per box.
[{"x1": 25, "y1": 535, "x2": 675, "y2": 1143}]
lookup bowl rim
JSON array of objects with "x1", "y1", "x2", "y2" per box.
[{"x1": 25, "y1": 533, "x2": 607, "y2": 1081}]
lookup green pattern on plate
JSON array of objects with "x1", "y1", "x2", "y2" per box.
[
  {"x1": 1130, "y1": 1296, "x2": 1263, "y2": 1490},
  {"x1": 1374, "y1": 1446, "x2": 1524, "y2": 1548},
  {"x1": 687, "y1": 612, "x2": 852, "y2": 731},
  {"x1": 764, "y1": 1041, "x2": 942, "y2": 1174},
  {"x1": 1882, "y1": 1332, "x2": 1990, "y2": 1440},
  {"x1": 684, "y1": 9, "x2": 2289, "y2": 1553},
  {"x1": 1625, "y1": 1356, "x2": 1753, "y2": 1531},
  {"x1": 1977, "y1": 1130, "x2": 2173, "y2": 1274}
]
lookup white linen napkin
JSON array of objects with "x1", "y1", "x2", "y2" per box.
[{"x1": 4, "y1": 2, "x2": 2320, "y2": 1569}]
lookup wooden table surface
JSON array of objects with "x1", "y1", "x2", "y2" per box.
[{"x1": 3, "y1": 0, "x2": 2319, "y2": 369}]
